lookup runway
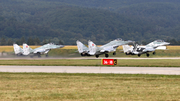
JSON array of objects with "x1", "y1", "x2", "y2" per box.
[
  {"x1": 1, "y1": 57, "x2": 180, "y2": 60},
  {"x1": 0, "y1": 66, "x2": 180, "y2": 75}
]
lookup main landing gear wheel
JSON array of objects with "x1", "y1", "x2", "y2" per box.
[
  {"x1": 37, "y1": 53, "x2": 41, "y2": 58},
  {"x1": 113, "y1": 52, "x2": 116, "y2": 55},
  {"x1": 153, "y1": 52, "x2": 156, "y2": 55},
  {"x1": 138, "y1": 54, "x2": 141, "y2": 57},
  {"x1": 146, "y1": 53, "x2": 150, "y2": 57},
  {"x1": 96, "y1": 55, "x2": 99, "y2": 58},
  {"x1": 105, "y1": 54, "x2": 109, "y2": 58},
  {"x1": 46, "y1": 54, "x2": 49, "y2": 57}
]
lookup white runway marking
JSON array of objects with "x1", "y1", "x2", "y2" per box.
[{"x1": 0, "y1": 66, "x2": 180, "y2": 75}]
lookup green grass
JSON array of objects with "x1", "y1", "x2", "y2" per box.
[
  {"x1": 0, "y1": 73, "x2": 180, "y2": 101},
  {"x1": 0, "y1": 59, "x2": 180, "y2": 67}
]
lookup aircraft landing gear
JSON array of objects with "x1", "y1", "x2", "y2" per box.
[
  {"x1": 37, "y1": 53, "x2": 41, "y2": 58},
  {"x1": 96, "y1": 55, "x2": 99, "y2": 58},
  {"x1": 105, "y1": 54, "x2": 109, "y2": 58},
  {"x1": 146, "y1": 53, "x2": 150, "y2": 57},
  {"x1": 46, "y1": 54, "x2": 49, "y2": 57},
  {"x1": 113, "y1": 52, "x2": 116, "y2": 55},
  {"x1": 138, "y1": 54, "x2": 141, "y2": 57},
  {"x1": 153, "y1": 52, "x2": 156, "y2": 55}
]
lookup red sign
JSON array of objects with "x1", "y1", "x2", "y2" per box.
[{"x1": 102, "y1": 59, "x2": 117, "y2": 65}]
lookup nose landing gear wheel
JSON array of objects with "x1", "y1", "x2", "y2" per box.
[
  {"x1": 113, "y1": 52, "x2": 116, "y2": 55},
  {"x1": 146, "y1": 53, "x2": 150, "y2": 57},
  {"x1": 96, "y1": 55, "x2": 99, "y2": 58},
  {"x1": 105, "y1": 54, "x2": 109, "y2": 58}
]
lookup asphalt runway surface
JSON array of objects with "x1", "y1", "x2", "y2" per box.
[
  {"x1": 0, "y1": 66, "x2": 180, "y2": 75},
  {"x1": 0, "y1": 57, "x2": 180, "y2": 75}
]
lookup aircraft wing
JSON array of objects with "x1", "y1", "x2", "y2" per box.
[
  {"x1": 142, "y1": 47, "x2": 155, "y2": 52},
  {"x1": 33, "y1": 43, "x2": 64, "y2": 54},
  {"x1": 33, "y1": 48, "x2": 48, "y2": 54},
  {"x1": 100, "y1": 45, "x2": 118, "y2": 53}
]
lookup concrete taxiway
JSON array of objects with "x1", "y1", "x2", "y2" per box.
[
  {"x1": 0, "y1": 66, "x2": 180, "y2": 75},
  {"x1": 1, "y1": 57, "x2": 180, "y2": 60}
]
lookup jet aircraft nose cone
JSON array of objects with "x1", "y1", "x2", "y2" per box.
[
  {"x1": 166, "y1": 42, "x2": 170, "y2": 45},
  {"x1": 59, "y1": 45, "x2": 64, "y2": 48},
  {"x1": 164, "y1": 42, "x2": 170, "y2": 46}
]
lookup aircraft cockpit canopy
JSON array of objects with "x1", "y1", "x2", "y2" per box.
[
  {"x1": 49, "y1": 42, "x2": 55, "y2": 45},
  {"x1": 155, "y1": 40, "x2": 164, "y2": 42},
  {"x1": 115, "y1": 38, "x2": 123, "y2": 41}
]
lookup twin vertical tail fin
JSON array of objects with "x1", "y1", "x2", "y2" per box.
[
  {"x1": 122, "y1": 45, "x2": 133, "y2": 53},
  {"x1": 88, "y1": 40, "x2": 97, "y2": 55},
  {"x1": 23, "y1": 43, "x2": 33, "y2": 55},
  {"x1": 76, "y1": 40, "x2": 88, "y2": 53},
  {"x1": 13, "y1": 44, "x2": 23, "y2": 55}
]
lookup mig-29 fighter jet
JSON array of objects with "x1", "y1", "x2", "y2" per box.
[
  {"x1": 23, "y1": 43, "x2": 64, "y2": 57},
  {"x1": 77, "y1": 38, "x2": 133, "y2": 58},
  {"x1": 123, "y1": 40, "x2": 170, "y2": 57}
]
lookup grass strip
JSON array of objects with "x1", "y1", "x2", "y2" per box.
[
  {"x1": 0, "y1": 73, "x2": 180, "y2": 101},
  {"x1": 0, "y1": 59, "x2": 180, "y2": 67}
]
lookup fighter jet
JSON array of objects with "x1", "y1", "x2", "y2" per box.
[
  {"x1": 23, "y1": 43, "x2": 64, "y2": 57},
  {"x1": 13, "y1": 43, "x2": 24, "y2": 56},
  {"x1": 77, "y1": 38, "x2": 133, "y2": 58},
  {"x1": 123, "y1": 40, "x2": 170, "y2": 57}
]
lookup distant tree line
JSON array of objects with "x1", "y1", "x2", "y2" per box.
[
  {"x1": 0, "y1": 36, "x2": 179, "y2": 45},
  {"x1": 1, "y1": 0, "x2": 180, "y2": 44},
  {"x1": 0, "y1": 36, "x2": 64, "y2": 45},
  {"x1": 166, "y1": 39, "x2": 180, "y2": 45}
]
